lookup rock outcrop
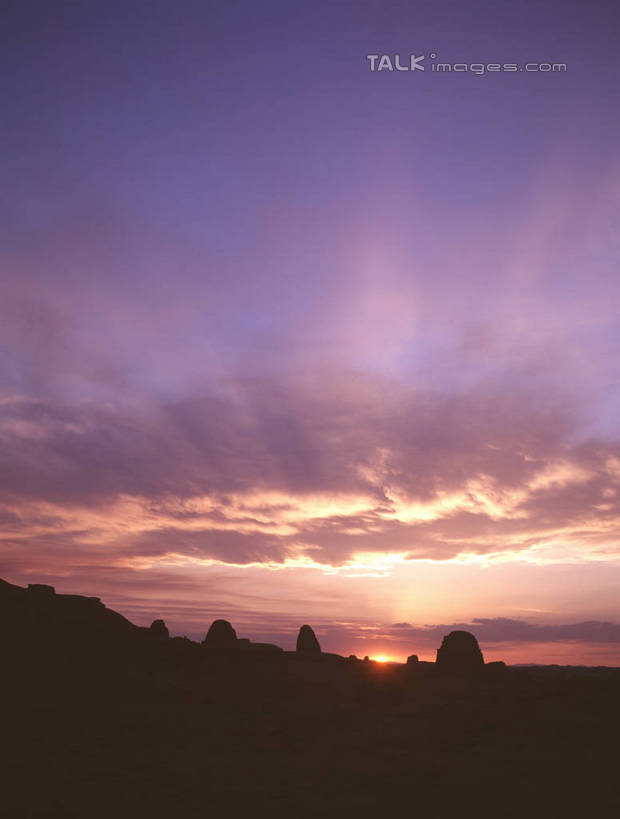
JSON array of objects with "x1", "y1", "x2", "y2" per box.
[
  {"x1": 0, "y1": 578, "x2": 140, "y2": 674},
  {"x1": 27, "y1": 583, "x2": 56, "y2": 599},
  {"x1": 150, "y1": 619, "x2": 169, "y2": 640},
  {"x1": 435, "y1": 630, "x2": 484, "y2": 673},
  {"x1": 203, "y1": 619, "x2": 238, "y2": 651},
  {"x1": 407, "y1": 654, "x2": 419, "y2": 665},
  {"x1": 296, "y1": 624, "x2": 321, "y2": 654}
]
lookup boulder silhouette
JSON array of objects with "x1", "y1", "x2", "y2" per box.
[
  {"x1": 435, "y1": 630, "x2": 484, "y2": 672},
  {"x1": 150, "y1": 619, "x2": 169, "y2": 639},
  {"x1": 203, "y1": 619, "x2": 238, "y2": 650},
  {"x1": 407, "y1": 654, "x2": 419, "y2": 665},
  {"x1": 296, "y1": 624, "x2": 321, "y2": 654}
]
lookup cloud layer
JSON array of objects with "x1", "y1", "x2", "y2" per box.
[{"x1": 2, "y1": 376, "x2": 620, "y2": 578}]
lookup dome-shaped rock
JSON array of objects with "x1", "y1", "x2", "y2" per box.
[
  {"x1": 435, "y1": 630, "x2": 484, "y2": 673},
  {"x1": 203, "y1": 619, "x2": 238, "y2": 650}
]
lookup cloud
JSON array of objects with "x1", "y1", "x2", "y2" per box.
[
  {"x1": 1, "y1": 374, "x2": 620, "y2": 578},
  {"x1": 386, "y1": 617, "x2": 620, "y2": 645}
]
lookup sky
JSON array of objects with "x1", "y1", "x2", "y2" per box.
[{"x1": 2, "y1": 0, "x2": 620, "y2": 664}]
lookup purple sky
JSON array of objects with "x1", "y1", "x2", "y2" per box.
[{"x1": 2, "y1": 0, "x2": 620, "y2": 663}]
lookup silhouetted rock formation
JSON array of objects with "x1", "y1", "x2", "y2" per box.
[
  {"x1": 0, "y1": 578, "x2": 145, "y2": 680},
  {"x1": 407, "y1": 654, "x2": 419, "y2": 665},
  {"x1": 435, "y1": 630, "x2": 484, "y2": 673},
  {"x1": 237, "y1": 637, "x2": 283, "y2": 654},
  {"x1": 150, "y1": 619, "x2": 169, "y2": 640},
  {"x1": 296, "y1": 624, "x2": 321, "y2": 654},
  {"x1": 28, "y1": 583, "x2": 56, "y2": 599},
  {"x1": 203, "y1": 619, "x2": 238, "y2": 651}
]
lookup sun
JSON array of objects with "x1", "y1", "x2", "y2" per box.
[{"x1": 374, "y1": 655, "x2": 390, "y2": 663}]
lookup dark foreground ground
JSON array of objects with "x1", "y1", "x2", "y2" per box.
[{"x1": 3, "y1": 579, "x2": 620, "y2": 818}]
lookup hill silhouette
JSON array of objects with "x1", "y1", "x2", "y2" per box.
[{"x1": 2, "y1": 577, "x2": 619, "y2": 817}]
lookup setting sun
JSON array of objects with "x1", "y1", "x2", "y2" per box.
[{"x1": 374, "y1": 656, "x2": 390, "y2": 663}]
